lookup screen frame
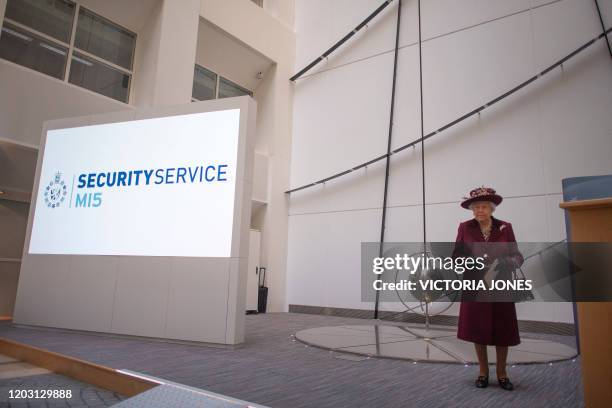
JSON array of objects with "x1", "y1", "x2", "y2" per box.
[{"x1": 28, "y1": 108, "x2": 242, "y2": 258}]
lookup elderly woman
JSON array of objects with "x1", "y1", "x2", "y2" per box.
[{"x1": 453, "y1": 186, "x2": 523, "y2": 391}]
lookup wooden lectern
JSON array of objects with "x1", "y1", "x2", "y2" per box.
[{"x1": 559, "y1": 197, "x2": 612, "y2": 408}]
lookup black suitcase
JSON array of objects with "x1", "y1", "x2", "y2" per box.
[{"x1": 257, "y1": 267, "x2": 268, "y2": 313}]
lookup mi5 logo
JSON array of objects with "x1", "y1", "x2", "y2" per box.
[{"x1": 75, "y1": 192, "x2": 102, "y2": 208}]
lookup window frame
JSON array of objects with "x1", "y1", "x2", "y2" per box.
[
  {"x1": 0, "y1": 21, "x2": 70, "y2": 80},
  {"x1": 1, "y1": 0, "x2": 137, "y2": 104},
  {"x1": 192, "y1": 63, "x2": 253, "y2": 102},
  {"x1": 192, "y1": 63, "x2": 218, "y2": 101},
  {"x1": 218, "y1": 76, "x2": 252, "y2": 99},
  {"x1": 72, "y1": 6, "x2": 137, "y2": 71}
]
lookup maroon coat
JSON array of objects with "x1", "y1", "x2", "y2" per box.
[{"x1": 453, "y1": 217, "x2": 523, "y2": 346}]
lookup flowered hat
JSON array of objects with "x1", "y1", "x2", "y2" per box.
[{"x1": 461, "y1": 186, "x2": 503, "y2": 209}]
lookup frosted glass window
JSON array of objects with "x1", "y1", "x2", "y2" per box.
[
  {"x1": 75, "y1": 7, "x2": 136, "y2": 70},
  {"x1": 0, "y1": 22, "x2": 67, "y2": 79},
  {"x1": 5, "y1": 0, "x2": 75, "y2": 43},
  {"x1": 193, "y1": 65, "x2": 217, "y2": 101},
  {"x1": 69, "y1": 52, "x2": 130, "y2": 102},
  {"x1": 218, "y1": 77, "x2": 251, "y2": 99}
]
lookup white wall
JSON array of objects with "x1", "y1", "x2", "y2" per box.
[
  {"x1": 131, "y1": 0, "x2": 163, "y2": 107},
  {"x1": 0, "y1": 61, "x2": 133, "y2": 147},
  {"x1": 0, "y1": 142, "x2": 35, "y2": 317},
  {"x1": 132, "y1": 0, "x2": 200, "y2": 107},
  {"x1": 153, "y1": 0, "x2": 200, "y2": 106},
  {"x1": 201, "y1": 0, "x2": 295, "y2": 313},
  {"x1": 288, "y1": 0, "x2": 612, "y2": 323},
  {"x1": 195, "y1": 18, "x2": 273, "y2": 93},
  {"x1": 0, "y1": 200, "x2": 27, "y2": 317},
  {"x1": 264, "y1": 0, "x2": 295, "y2": 29}
]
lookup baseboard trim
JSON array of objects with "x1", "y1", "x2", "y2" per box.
[
  {"x1": 9, "y1": 322, "x2": 241, "y2": 350},
  {"x1": 288, "y1": 304, "x2": 575, "y2": 336}
]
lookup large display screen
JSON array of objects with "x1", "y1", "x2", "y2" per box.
[{"x1": 29, "y1": 109, "x2": 241, "y2": 257}]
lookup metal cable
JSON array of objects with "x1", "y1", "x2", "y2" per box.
[
  {"x1": 374, "y1": 0, "x2": 402, "y2": 320},
  {"x1": 594, "y1": 0, "x2": 612, "y2": 57},
  {"x1": 417, "y1": 0, "x2": 426, "y2": 250},
  {"x1": 290, "y1": 0, "x2": 395, "y2": 81},
  {"x1": 285, "y1": 27, "x2": 612, "y2": 195}
]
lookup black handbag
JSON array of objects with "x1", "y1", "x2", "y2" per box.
[{"x1": 511, "y1": 265, "x2": 535, "y2": 303}]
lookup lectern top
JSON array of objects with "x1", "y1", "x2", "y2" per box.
[{"x1": 559, "y1": 197, "x2": 612, "y2": 210}]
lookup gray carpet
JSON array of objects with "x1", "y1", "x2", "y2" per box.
[{"x1": 0, "y1": 313, "x2": 583, "y2": 408}]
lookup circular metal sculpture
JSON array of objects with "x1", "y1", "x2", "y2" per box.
[
  {"x1": 379, "y1": 247, "x2": 459, "y2": 329},
  {"x1": 294, "y1": 325, "x2": 577, "y2": 364}
]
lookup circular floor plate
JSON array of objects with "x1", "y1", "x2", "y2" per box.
[{"x1": 294, "y1": 325, "x2": 577, "y2": 364}]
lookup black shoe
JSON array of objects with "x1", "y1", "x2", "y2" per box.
[
  {"x1": 475, "y1": 376, "x2": 489, "y2": 388},
  {"x1": 498, "y1": 377, "x2": 514, "y2": 391}
]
